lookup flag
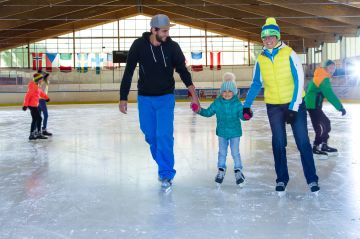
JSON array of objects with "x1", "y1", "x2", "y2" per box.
[
  {"x1": 91, "y1": 53, "x2": 104, "y2": 75},
  {"x1": 191, "y1": 51, "x2": 203, "y2": 60},
  {"x1": 32, "y1": 53, "x2": 43, "y2": 71},
  {"x1": 105, "y1": 53, "x2": 115, "y2": 70},
  {"x1": 76, "y1": 53, "x2": 89, "y2": 73},
  {"x1": 191, "y1": 51, "x2": 203, "y2": 72},
  {"x1": 45, "y1": 53, "x2": 57, "y2": 72},
  {"x1": 59, "y1": 53, "x2": 72, "y2": 72},
  {"x1": 210, "y1": 52, "x2": 221, "y2": 70}
]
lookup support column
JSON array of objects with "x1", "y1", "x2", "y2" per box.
[
  {"x1": 205, "y1": 28, "x2": 208, "y2": 66},
  {"x1": 247, "y1": 39, "x2": 250, "y2": 66},
  {"x1": 73, "y1": 29, "x2": 76, "y2": 68}
]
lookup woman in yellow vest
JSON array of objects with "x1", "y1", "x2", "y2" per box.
[{"x1": 242, "y1": 17, "x2": 319, "y2": 195}]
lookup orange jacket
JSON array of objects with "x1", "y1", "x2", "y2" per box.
[{"x1": 23, "y1": 81, "x2": 49, "y2": 107}]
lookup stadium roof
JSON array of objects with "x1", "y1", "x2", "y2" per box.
[{"x1": 0, "y1": 0, "x2": 359, "y2": 52}]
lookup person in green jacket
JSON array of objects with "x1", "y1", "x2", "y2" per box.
[
  {"x1": 194, "y1": 72, "x2": 246, "y2": 187},
  {"x1": 305, "y1": 60, "x2": 346, "y2": 157}
]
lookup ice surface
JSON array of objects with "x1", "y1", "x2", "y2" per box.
[{"x1": 0, "y1": 102, "x2": 359, "y2": 238}]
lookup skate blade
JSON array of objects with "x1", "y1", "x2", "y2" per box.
[
  {"x1": 161, "y1": 186, "x2": 172, "y2": 193},
  {"x1": 277, "y1": 191, "x2": 286, "y2": 197},
  {"x1": 327, "y1": 152, "x2": 338, "y2": 157},
  {"x1": 237, "y1": 182, "x2": 245, "y2": 188},
  {"x1": 311, "y1": 191, "x2": 319, "y2": 197}
]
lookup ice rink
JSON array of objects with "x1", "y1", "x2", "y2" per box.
[{"x1": 0, "y1": 101, "x2": 359, "y2": 239}]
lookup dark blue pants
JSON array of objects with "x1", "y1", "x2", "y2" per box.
[
  {"x1": 138, "y1": 94, "x2": 176, "y2": 180},
  {"x1": 266, "y1": 101, "x2": 318, "y2": 185},
  {"x1": 38, "y1": 99, "x2": 48, "y2": 130}
]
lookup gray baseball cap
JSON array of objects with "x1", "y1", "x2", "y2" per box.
[{"x1": 150, "y1": 14, "x2": 175, "y2": 28}]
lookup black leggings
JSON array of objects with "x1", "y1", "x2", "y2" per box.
[
  {"x1": 29, "y1": 107, "x2": 42, "y2": 134},
  {"x1": 308, "y1": 108, "x2": 331, "y2": 146}
]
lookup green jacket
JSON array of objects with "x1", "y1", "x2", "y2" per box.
[
  {"x1": 198, "y1": 96, "x2": 244, "y2": 139},
  {"x1": 305, "y1": 67, "x2": 343, "y2": 110}
]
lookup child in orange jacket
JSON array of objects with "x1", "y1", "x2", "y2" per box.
[{"x1": 22, "y1": 73, "x2": 50, "y2": 140}]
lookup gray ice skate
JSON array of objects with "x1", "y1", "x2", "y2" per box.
[
  {"x1": 215, "y1": 168, "x2": 226, "y2": 186},
  {"x1": 234, "y1": 169, "x2": 245, "y2": 187},
  {"x1": 160, "y1": 179, "x2": 172, "y2": 193}
]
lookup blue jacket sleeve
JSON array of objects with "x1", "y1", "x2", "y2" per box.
[
  {"x1": 244, "y1": 61, "x2": 263, "y2": 108},
  {"x1": 288, "y1": 51, "x2": 304, "y2": 111}
]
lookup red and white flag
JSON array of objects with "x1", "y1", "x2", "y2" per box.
[
  {"x1": 32, "y1": 53, "x2": 43, "y2": 71},
  {"x1": 210, "y1": 51, "x2": 221, "y2": 70},
  {"x1": 45, "y1": 53, "x2": 57, "y2": 72}
]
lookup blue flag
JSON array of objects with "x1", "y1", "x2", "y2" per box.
[{"x1": 191, "y1": 51, "x2": 202, "y2": 60}]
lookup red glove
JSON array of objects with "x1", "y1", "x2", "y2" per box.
[
  {"x1": 243, "y1": 108, "x2": 253, "y2": 120},
  {"x1": 190, "y1": 103, "x2": 199, "y2": 112}
]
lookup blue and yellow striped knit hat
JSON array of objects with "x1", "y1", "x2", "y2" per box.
[{"x1": 261, "y1": 17, "x2": 281, "y2": 40}]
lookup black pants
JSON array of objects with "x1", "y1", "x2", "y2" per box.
[
  {"x1": 29, "y1": 107, "x2": 42, "y2": 134},
  {"x1": 308, "y1": 108, "x2": 331, "y2": 146}
]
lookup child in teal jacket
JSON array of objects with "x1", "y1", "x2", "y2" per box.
[{"x1": 194, "y1": 73, "x2": 245, "y2": 186}]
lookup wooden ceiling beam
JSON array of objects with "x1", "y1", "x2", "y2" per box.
[
  {"x1": 0, "y1": 6, "x2": 138, "y2": 51},
  {"x1": 0, "y1": 0, "x2": 70, "y2": 18},
  {"x1": 259, "y1": 0, "x2": 360, "y2": 26},
  {"x1": 203, "y1": 0, "x2": 357, "y2": 36},
  {"x1": 0, "y1": 0, "x2": 135, "y2": 30},
  {"x1": 143, "y1": 7, "x2": 320, "y2": 53},
  {"x1": 147, "y1": 0, "x2": 338, "y2": 45}
]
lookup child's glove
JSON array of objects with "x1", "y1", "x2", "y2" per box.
[
  {"x1": 190, "y1": 103, "x2": 200, "y2": 113},
  {"x1": 286, "y1": 110, "x2": 297, "y2": 124},
  {"x1": 22, "y1": 106, "x2": 27, "y2": 111},
  {"x1": 340, "y1": 108, "x2": 346, "y2": 116},
  {"x1": 46, "y1": 98, "x2": 50, "y2": 102},
  {"x1": 242, "y1": 108, "x2": 253, "y2": 120}
]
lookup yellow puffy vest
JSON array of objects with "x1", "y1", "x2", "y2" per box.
[{"x1": 258, "y1": 46, "x2": 303, "y2": 104}]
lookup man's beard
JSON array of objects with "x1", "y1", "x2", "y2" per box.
[{"x1": 156, "y1": 34, "x2": 167, "y2": 43}]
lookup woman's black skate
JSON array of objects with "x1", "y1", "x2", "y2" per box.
[
  {"x1": 309, "y1": 182, "x2": 320, "y2": 196},
  {"x1": 275, "y1": 182, "x2": 286, "y2": 197}
]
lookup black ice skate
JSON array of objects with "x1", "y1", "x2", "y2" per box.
[
  {"x1": 309, "y1": 182, "x2": 320, "y2": 196},
  {"x1": 312, "y1": 145, "x2": 328, "y2": 159},
  {"x1": 275, "y1": 182, "x2": 286, "y2": 197},
  {"x1": 321, "y1": 143, "x2": 338, "y2": 156},
  {"x1": 215, "y1": 168, "x2": 226, "y2": 185},
  {"x1": 42, "y1": 129, "x2": 53, "y2": 136},
  {"x1": 234, "y1": 169, "x2": 245, "y2": 187}
]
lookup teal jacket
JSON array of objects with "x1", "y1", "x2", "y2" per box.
[{"x1": 198, "y1": 96, "x2": 244, "y2": 139}]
